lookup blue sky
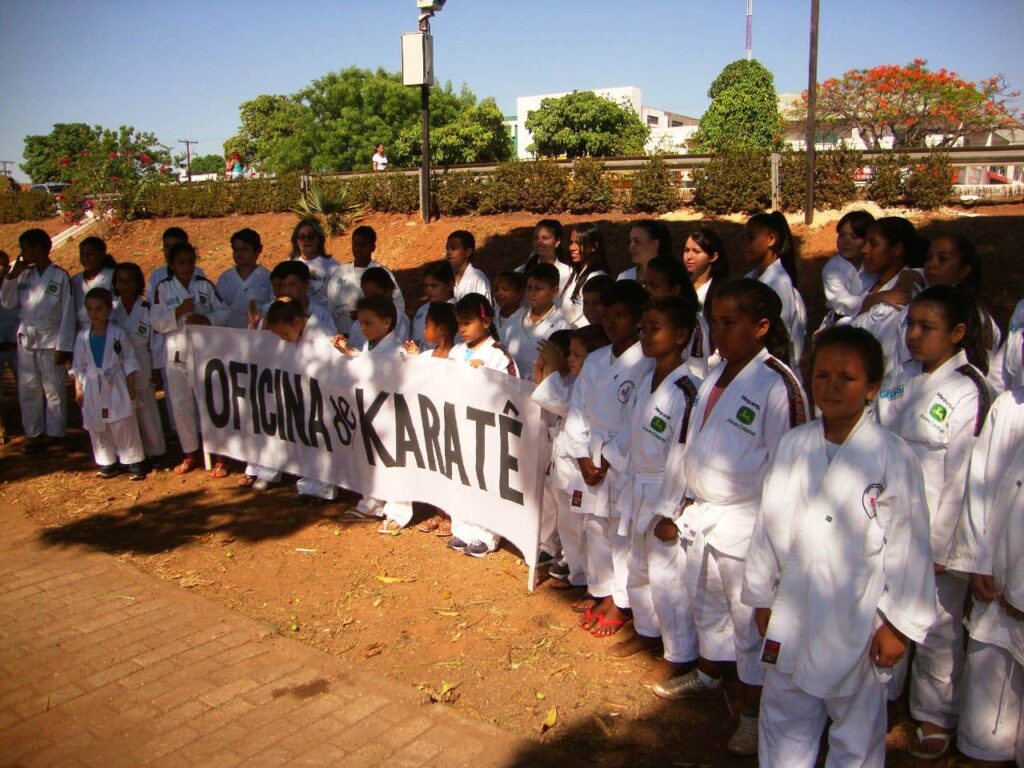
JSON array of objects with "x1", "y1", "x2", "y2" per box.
[{"x1": 1, "y1": 0, "x2": 1022, "y2": 180}]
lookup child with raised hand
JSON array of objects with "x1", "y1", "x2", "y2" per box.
[
  {"x1": 644, "y1": 255, "x2": 712, "y2": 380},
  {"x1": 946, "y1": 386, "x2": 1024, "y2": 768},
  {"x1": 875, "y1": 285, "x2": 992, "y2": 759},
  {"x1": 492, "y1": 270, "x2": 525, "y2": 341},
  {"x1": 112, "y1": 263, "x2": 165, "y2": 466},
  {"x1": 326, "y1": 225, "x2": 405, "y2": 335},
  {"x1": 288, "y1": 218, "x2": 339, "y2": 307},
  {"x1": 447, "y1": 230, "x2": 491, "y2": 303},
  {"x1": 683, "y1": 228, "x2": 729, "y2": 317},
  {"x1": 562, "y1": 224, "x2": 609, "y2": 327},
  {"x1": 518, "y1": 219, "x2": 572, "y2": 293},
  {"x1": 599, "y1": 297, "x2": 702, "y2": 686},
  {"x1": 743, "y1": 212, "x2": 807, "y2": 374},
  {"x1": 446, "y1": 293, "x2": 518, "y2": 556},
  {"x1": 653, "y1": 278, "x2": 807, "y2": 757},
  {"x1": 346, "y1": 268, "x2": 409, "y2": 349},
  {"x1": 217, "y1": 228, "x2": 272, "y2": 330},
  {"x1": 411, "y1": 260, "x2": 455, "y2": 350},
  {"x1": 503, "y1": 262, "x2": 572, "y2": 379},
  {"x1": 73, "y1": 287, "x2": 146, "y2": 481},
  {"x1": 579, "y1": 274, "x2": 613, "y2": 328},
  {"x1": 818, "y1": 210, "x2": 875, "y2": 330},
  {"x1": 742, "y1": 325, "x2": 935, "y2": 767},
  {"x1": 620, "y1": 220, "x2": 671, "y2": 283},
  {"x1": 72, "y1": 236, "x2": 117, "y2": 330},
  {"x1": 565, "y1": 280, "x2": 653, "y2": 637},
  {"x1": 151, "y1": 241, "x2": 229, "y2": 476},
  {"x1": 0, "y1": 229, "x2": 76, "y2": 453}
]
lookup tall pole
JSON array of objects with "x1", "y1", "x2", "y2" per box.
[
  {"x1": 746, "y1": 0, "x2": 753, "y2": 60},
  {"x1": 178, "y1": 139, "x2": 198, "y2": 183},
  {"x1": 418, "y1": 15, "x2": 432, "y2": 224},
  {"x1": 804, "y1": 0, "x2": 819, "y2": 224}
]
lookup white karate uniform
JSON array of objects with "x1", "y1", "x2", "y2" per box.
[
  {"x1": 695, "y1": 279, "x2": 712, "y2": 313},
  {"x1": 494, "y1": 306, "x2": 525, "y2": 345},
  {"x1": 560, "y1": 270, "x2": 606, "y2": 328},
  {"x1": 0, "y1": 297, "x2": 17, "y2": 396},
  {"x1": 71, "y1": 267, "x2": 115, "y2": 330},
  {"x1": 820, "y1": 253, "x2": 870, "y2": 324},
  {"x1": 72, "y1": 321, "x2": 145, "y2": 467},
  {"x1": 291, "y1": 255, "x2": 339, "y2": 307},
  {"x1": 657, "y1": 349, "x2": 808, "y2": 685},
  {"x1": 748, "y1": 260, "x2": 807, "y2": 372},
  {"x1": 1, "y1": 263, "x2": 76, "y2": 439},
  {"x1": 453, "y1": 263, "x2": 492, "y2": 303},
  {"x1": 947, "y1": 387, "x2": 1024, "y2": 764},
  {"x1": 502, "y1": 305, "x2": 572, "y2": 380},
  {"x1": 147, "y1": 265, "x2": 205, "y2": 370},
  {"x1": 325, "y1": 260, "x2": 405, "y2": 335},
  {"x1": 851, "y1": 268, "x2": 918, "y2": 390},
  {"x1": 112, "y1": 299, "x2": 165, "y2": 459},
  {"x1": 743, "y1": 413, "x2": 936, "y2": 768},
  {"x1": 681, "y1": 314, "x2": 711, "y2": 382},
  {"x1": 215, "y1": 266, "x2": 272, "y2": 330},
  {"x1": 604, "y1": 367, "x2": 701, "y2": 663},
  {"x1": 564, "y1": 342, "x2": 654, "y2": 602},
  {"x1": 347, "y1": 312, "x2": 408, "y2": 350},
  {"x1": 448, "y1": 337, "x2": 518, "y2": 548},
  {"x1": 151, "y1": 274, "x2": 228, "y2": 454},
  {"x1": 516, "y1": 258, "x2": 572, "y2": 295},
  {"x1": 990, "y1": 299, "x2": 1024, "y2": 394}
]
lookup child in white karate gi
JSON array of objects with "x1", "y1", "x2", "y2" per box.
[
  {"x1": 991, "y1": 297, "x2": 1023, "y2": 394},
  {"x1": 344, "y1": 268, "x2": 408, "y2": 349},
  {"x1": 493, "y1": 270, "x2": 526, "y2": 341},
  {"x1": 644, "y1": 255, "x2": 712, "y2": 381},
  {"x1": 71, "y1": 236, "x2": 116, "y2": 331},
  {"x1": 73, "y1": 287, "x2": 146, "y2": 480},
  {"x1": 744, "y1": 325, "x2": 936, "y2": 768},
  {"x1": 504, "y1": 262, "x2": 572, "y2": 379},
  {"x1": 325, "y1": 225, "x2": 404, "y2": 335},
  {"x1": 447, "y1": 231, "x2": 491, "y2": 303},
  {"x1": 411, "y1": 260, "x2": 456, "y2": 351},
  {"x1": 817, "y1": 209, "x2": 875, "y2": 331},
  {"x1": 578, "y1": 274, "x2": 613, "y2": 329},
  {"x1": 216, "y1": 228, "x2": 272, "y2": 330},
  {"x1": 682, "y1": 228, "x2": 729, "y2": 318}
]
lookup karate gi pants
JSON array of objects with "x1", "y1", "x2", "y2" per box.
[
  {"x1": 17, "y1": 347, "x2": 67, "y2": 439},
  {"x1": 957, "y1": 639, "x2": 1024, "y2": 764},
  {"x1": 582, "y1": 515, "x2": 619, "y2": 601},
  {"x1": 244, "y1": 463, "x2": 282, "y2": 483},
  {"x1": 909, "y1": 572, "x2": 967, "y2": 729},
  {"x1": 357, "y1": 496, "x2": 414, "y2": 527},
  {"x1": 759, "y1": 666, "x2": 886, "y2": 768},
  {"x1": 625, "y1": 524, "x2": 697, "y2": 663},
  {"x1": 131, "y1": 376, "x2": 165, "y2": 458},
  {"x1": 296, "y1": 477, "x2": 337, "y2": 501},
  {"x1": 88, "y1": 415, "x2": 144, "y2": 467},
  {"x1": 555, "y1": 490, "x2": 588, "y2": 586},
  {"x1": 686, "y1": 543, "x2": 760, "y2": 685},
  {"x1": 540, "y1": 480, "x2": 561, "y2": 557},
  {"x1": 450, "y1": 519, "x2": 500, "y2": 551},
  {"x1": 164, "y1": 360, "x2": 199, "y2": 454}
]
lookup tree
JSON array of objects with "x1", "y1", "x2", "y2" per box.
[
  {"x1": 429, "y1": 98, "x2": 514, "y2": 166},
  {"x1": 808, "y1": 59, "x2": 1021, "y2": 149},
  {"x1": 224, "y1": 94, "x2": 305, "y2": 170},
  {"x1": 525, "y1": 91, "x2": 649, "y2": 158},
  {"x1": 690, "y1": 60, "x2": 784, "y2": 153},
  {"x1": 189, "y1": 154, "x2": 226, "y2": 175},
  {"x1": 22, "y1": 123, "x2": 168, "y2": 184}
]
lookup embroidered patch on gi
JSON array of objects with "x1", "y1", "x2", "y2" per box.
[
  {"x1": 825, "y1": 515, "x2": 833, "y2": 523},
  {"x1": 198, "y1": 293, "x2": 209, "y2": 306},
  {"x1": 761, "y1": 639, "x2": 781, "y2": 665},
  {"x1": 736, "y1": 406, "x2": 756, "y2": 426},
  {"x1": 617, "y1": 380, "x2": 635, "y2": 404},
  {"x1": 138, "y1": 323, "x2": 149, "y2": 336},
  {"x1": 46, "y1": 282, "x2": 59, "y2": 295},
  {"x1": 879, "y1": 386, "x2": 904, "y2": 400},
  {"x1": 862, "y1": 483, "x2": 884, "y2": 519},
  {"x1": 928, "y1": 403, "x2": 948, "y2": 423},
  {"x1": 649, "y1": 416, "x2": 667, "y2": 434},
  {"x1": 571, "y1": 490, "x2": 583, "y2": 508}
]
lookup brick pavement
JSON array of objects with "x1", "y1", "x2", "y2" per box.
[{"x1": 0, "y1": 511, "x2": 575, "y2": 767}]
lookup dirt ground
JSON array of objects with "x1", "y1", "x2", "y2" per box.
[{"x1": 2, "y1": 203, "x2": 1022, "y2": 766}]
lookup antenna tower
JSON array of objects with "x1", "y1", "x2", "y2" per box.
[{"x1": 746, "y1": 0, "x2": 753, "y2": 60}]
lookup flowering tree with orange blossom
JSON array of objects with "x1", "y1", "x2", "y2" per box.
[{"x1": 805, "y1": 60, "x2": 1021, "y2": 149}]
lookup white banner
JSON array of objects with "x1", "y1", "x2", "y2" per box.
[{"x1": 189, "y1": 328, "x2": 549, "y2": 584}]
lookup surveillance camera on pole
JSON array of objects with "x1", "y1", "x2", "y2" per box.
[
  {"x1": 416, "y1": 0, "x2": 445, "y2": 29},
  {"x1": 405, "y1": 1, "x2": 446, "y2": 223}
]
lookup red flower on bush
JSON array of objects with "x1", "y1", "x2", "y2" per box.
[
  {"x1": 109, "y1": 175, "x2": 121, "y2": 183},
  {"x1": 55, "y1": 193, "x2": 65, "y2": 201},
  {"x1": 139, "y1": 154, "x2": 152, "y2": 164},
  {"x1": 58, "y1": 156, "x2": 71, "y2": 165},
  {"x1": 78, "y1": 149, "x2": 88, "y2": 156},
  {"x1": 108, "y1": 152, "x2": 119, "y2": 159}
]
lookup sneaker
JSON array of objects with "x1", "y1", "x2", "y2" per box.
[
  {"x1": 537, "y1": 550, "x2": 557, "y2": 567},
  {"x1": 355, "y1": 498, "x2": 384, "y2": 517},
  {"x1": 465, "y1": 540, "x2": 491, "y2": 558},
  {"x1": 547, "y1": 559, "x2": 571, "y2": 580},
  {"x1": 252, "y1": 478, "x2": 270, "y2": 492},
  {"x1": 652, "y1": 669, "x2": 723, "y2": 700},
  {"x1": 95, "y1": 465, "x2": 121, "y2": 479},
  {"x1": 127, "y1": 463, "x2": 146, "y2": 482},
  {"x1": 447, "y1": 537, "x2": 468, "y2": 552},
  {"x1": 726, "y1": 714, "x2": 759, "y2": 757}
]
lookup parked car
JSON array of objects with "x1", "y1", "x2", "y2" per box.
[{"x1": 29, "y1": 182, "x2": 70, "y2": 196}]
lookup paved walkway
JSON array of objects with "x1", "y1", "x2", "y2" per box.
[{"x1": 0, "y1": 511, "x2": 569, "y2": 767}]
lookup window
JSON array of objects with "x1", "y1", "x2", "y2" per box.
[{"x1": 647, "y1": 115, "x2": 660, "y2": 127}]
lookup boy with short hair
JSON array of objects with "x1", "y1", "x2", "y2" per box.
[
  {"x1": 503, "y1": 262, "x2": 572, "y2": 379},
  {"x1": 345, "y1": 267, "x2": 409, "y2": 349},
  {"x1": 493, "y1": 270, "x2": 526, "y2": 341},
  {"x1": 325, "y1": 225, "x2": 404, "y2": 334},
  {"x1": 216, "y1": 228, "x2": 272, "y2": 329}
]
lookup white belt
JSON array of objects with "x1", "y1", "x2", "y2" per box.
[
  {"x1": 682, "y1": 497, "x2": 754, "y2": 596},
  {"x1": 615, "y1": 471, "x2": 663, "y2": 537}
]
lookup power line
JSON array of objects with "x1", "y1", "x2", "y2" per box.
[{"x1": 177, "y1": 139, "x2": 199, "y2": 182}]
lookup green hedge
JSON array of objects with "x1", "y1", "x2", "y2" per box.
[
  {"x1": 135, "y1": 174, "x2": 302, "y2": 218},
  {"x1": 693, "y1": 149, "x2": 772, "y2": 214},
  {"x1": 865, "y1": 153, "x2": 954, "y2": 210},
  {"x1": 0, "y1": 191, "x2": 57, "y2": 223},
  {"x1": 779, "y1": 146, "x2": 862, "y2": 212},
  {"x1": 625, "y1": 154, "x2": 678, "y2": 213}
]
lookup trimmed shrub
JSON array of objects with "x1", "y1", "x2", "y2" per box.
[
  {"x1": 779, "y1": 146, "x2": 862, "y2": 212},
  {"x1": 479, "y1": 160, "x2": 569, "y2": 214},
  {"x1": 0, "y1": 191, "x2": 56, "y2": 223},
  {"x1": 432, "y1": 172, "x2": 486, "y2": 216},
  {"x1": 693, "y1": 149, "x2": 771, "y2": 214},
  {"x1": 345, "y1": 173, "x2": 419, "y2": 214},
  {"x1": 866, "y1": 152, "x2": 907, "y2": 208},
  {"x1": 626, "y1": 155, "x2": 678, "y2": 213},
  {"x1": 904, "y1": 154, "x2": 954, "y2": 210},
  {"x1": 565, "y1": 157, "x2": 613, "y2": 214}
]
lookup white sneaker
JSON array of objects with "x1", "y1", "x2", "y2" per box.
[
  {"x1": 652, "y1": 670, "x2": 723, "y2": 700},
  {"x1": 354, "y1": 498, "x2": 384, "y2": 517},
  {"x1": 726, "y1": 714, "x2": 759, "y2": 756}
]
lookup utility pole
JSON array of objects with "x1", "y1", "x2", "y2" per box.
[
  {"x1": 0, "y1": 160, "x2": 14, "y2": 177},
  {"x1": 418, "y1": 15, "x2": 431, "y2": 224},
  {"x1": 404, "y1": 1, "x2": 444, "y2": 223},
  {"x1": 804, "y1": 0, "x2": 820, "y2": 224},
  {"x1": 178, "y1": 139, "x2": 198, "y2": 182}
]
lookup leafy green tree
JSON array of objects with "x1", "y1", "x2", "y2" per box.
[
  {"x1": 224, "y1": 94, "x2": 305, "y2": 170},
  {"x1": 189, "y1": 154, "x2": 226, "y2": 175},
  {"x1": 429, "y1": 98, "x2": 514, "y2": 166},
  {"x1": 691, "y1": 60, "x2": 784, "y2": 153},
  {"x1": 22, "y1": 123, "x2": 167, "y2": 183},
  {"x1": 525, "y1": 91, "x2": 650, "y2": 158}
]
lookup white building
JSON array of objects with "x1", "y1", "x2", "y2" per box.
[{"x1": 513, "y1": 86, "x2": 698, "y2": 159}]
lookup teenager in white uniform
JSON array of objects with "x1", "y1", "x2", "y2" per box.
[
  {"x1": 151, "y1": 242, "x2": 229, "y2": 475},
  {"x1": 654, "y1": 278, "x2": 808, "y2": 756},
  {"x1": 683, "y1": 228, "x2": 729, "y2": 320},
  {"x1": 325, "y1": 225, "x2": 404, "y2": 335},
  {"x1": 516, "y1": 219, "x2": 572, "y2": 295},
  {"x1": 743, "y1": 212, "x2": 807, "y2": 374},
  {"x1": 289, "y1": 218, "x2": 339, "y2": 307},
  {"x1": 617, "y1": 220, "x2": 671, "y2": 284},
  {"x1": 578, "y1": 274, "x2": 613, "y2": 330},
  {"x1": 743, "y1": 325, "x2": 936, "y2": 768},
  {"x1": 72, "y1": 287, "x2": 146, "y2": 480},
  {"x1": 564, "y1": 280, "x2": 653, "y2": 637},
  {"x1": 504, "y1": 262, "x2": 572, "y2": 378},
  {"x1": 817, "y1": 210, "x2": 875, "y2": 331},
  {"x1": 447, "y1": 230, "x2": 491, "y2": 303},
  {"x1": 947, "y1": 386, "x2": 1024, "y2": 766},
  {"x1": 343, "y1": 268, "x2": 408, "y2": 349},
  {"x1": 0, "y1": 252, "x2": 19, "y2": 434},
  {"x1": 561, "y1": 224, "x2": 609, "y2": 327},
  {"x1": 112, "y1": 264, "x2": 166, "y2": 464},
  {"x1": 601, "y1": 297, "x2": 701, "y2": 682},
  {"x1": 0, "y1": 229, "x2": 76, "y2": 452},
  {"x1": 216, "y1": 228, "x2": 272, "y2": 330},
  {"x1": 71, "y1": 236, "x2": 116, "y2": 330},
  {"x1": 876, "y1": 286, "x2": 993, "y2": 759},
  {"x1": 446, "y1": 294, "x2": 518, "y2": 557},
  {"x1": 411, "y1": 260, "x2": 455, "y2": 350},
  {"x1": 644, "y1": 255, "x2": 712, "y2": 381}
]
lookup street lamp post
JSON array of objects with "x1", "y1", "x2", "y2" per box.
[{"x1": 403, "y1": 1, "x2": 444, "y2": 224}]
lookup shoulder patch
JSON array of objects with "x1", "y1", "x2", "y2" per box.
[
  {"x1": 764, "y1": 357, "x2": 808, "y2": 428},
  {"x1": 689, "y1": 320, "x2": 704, "y2": 358},
  {"x1": 956, "y1": 364, "x2": 992, "y2": 437},
  {"x1": 674, "y1": 376, "x2": 699, "y2": 444}
]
